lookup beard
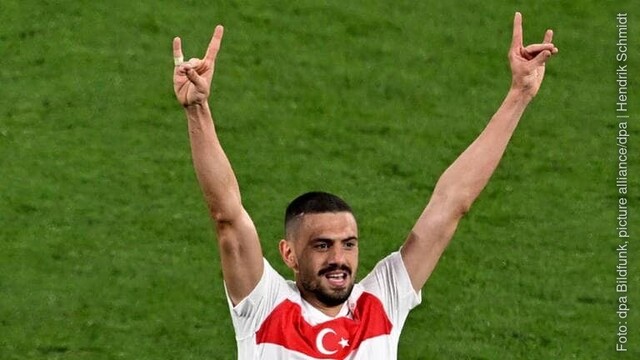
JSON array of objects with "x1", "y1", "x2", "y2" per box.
[
  {"x1": 299, "y1": 264, "x2": 354, "y2": 307},
  {"x1": 301, "y1": 279, "x2": 354, "y2": 307}
]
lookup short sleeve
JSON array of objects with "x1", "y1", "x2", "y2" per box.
[
  {"x1": 224, "y1": 258, "x2": 291, "y2": 340},
  {"x1": 359, "y1": 251, "x2": 422, "y2": 326}
]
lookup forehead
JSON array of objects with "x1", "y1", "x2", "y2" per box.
[{"x1": 296, "y1": 212, "x2": 358, "y2": 241}]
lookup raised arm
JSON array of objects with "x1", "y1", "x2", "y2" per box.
[
  {"x1": 401, "y1": 13, "x2": 558, "y2": 291},
  {"x1": 173, "y1": 26, "x2": 263, "y2": 305}
]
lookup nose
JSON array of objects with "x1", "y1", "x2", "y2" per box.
[{"x1": 328, "y1": 246, "x2": 346, "y2": 265}]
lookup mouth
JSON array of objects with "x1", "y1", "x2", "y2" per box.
[{"x1": 324, "y1": 271, "x2": 349, "y2": 288}]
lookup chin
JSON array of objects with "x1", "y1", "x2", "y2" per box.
[{"x1": 316, "y1": 283, "x2": 354, "y2": 307}]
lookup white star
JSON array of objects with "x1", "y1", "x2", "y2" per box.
[{"x1": 338, "y1": 337, "x2": 349, "y2": 348}]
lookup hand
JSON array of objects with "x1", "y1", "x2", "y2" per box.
[
  {"x1": 508, "y1": 12, "x2": 558, "y2": 98},
  {"x1": 173, "y1": 25, "x2": 224, "y2": 107}
]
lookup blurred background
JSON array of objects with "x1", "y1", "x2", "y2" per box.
[{"x1": 1, "y1": 0, "x2": 638, "y2": 358}]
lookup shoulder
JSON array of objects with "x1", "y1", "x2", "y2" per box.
[
  {"x1": 358, "y1": 251, "x2": 422, "y2": 319},
  {"x1": 227, "y1": 258, "x2": 295, "y2": 316},
  {"x1": 359, "y1": 251, "x2": 410, "y2": 289},
  {"x1": 226, "y1": 258, "x2": 299, "y2": 339}
]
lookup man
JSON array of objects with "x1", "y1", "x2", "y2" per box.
[{"x1": 172, "y1": 12, "x2": 558, "y2": 359}]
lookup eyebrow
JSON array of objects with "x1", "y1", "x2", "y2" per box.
[{"x1": 311, "y1": 236, "x2": 358, "y2": 243}]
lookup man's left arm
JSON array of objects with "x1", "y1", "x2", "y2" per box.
[{"x1": 401, "y1": 12, "x2": 559, "y2": 291}]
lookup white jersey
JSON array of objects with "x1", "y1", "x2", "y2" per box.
[{"x1": 225, "y1": 251, "x2": 421, "y2": 359}]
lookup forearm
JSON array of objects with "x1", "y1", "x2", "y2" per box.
[
  {"x1": 433, "y1": 88, "x2": 532, "y2": 212},
  {"x1": 403, "y1": 88, "x2": 532, "y2": 288},
  {"x1": 402, "y1": 13, "x2": 556, "y2": 291},
  {"x1": 185, "y1": 102, "x2": 242, "y2": 222}
]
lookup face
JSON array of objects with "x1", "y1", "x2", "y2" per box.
[{"x1": 281, "y1": 212, "x2": 359, "y2": 309}]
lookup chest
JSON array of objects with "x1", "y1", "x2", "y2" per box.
[{"x1": 255, "y1": 293, "x2": 393, "y2": 359}]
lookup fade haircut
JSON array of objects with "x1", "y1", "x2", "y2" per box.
[{"x1": 284, "y1": 191, "x2": 353, "y2": 239}]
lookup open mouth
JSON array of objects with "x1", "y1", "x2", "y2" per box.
[{"x1": 324, "y1": 271, "x2": 348, "y2": 287}]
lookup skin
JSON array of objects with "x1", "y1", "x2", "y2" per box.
[
  {"x1": 279, "y1": 212, "x2": 359, "y2": 315},
  {"x1": 172, "y1": 12, "x2": 558, "y2": 316},
  {"x1": 400, "y1": 13, "x2": 558, "y2": 291}
]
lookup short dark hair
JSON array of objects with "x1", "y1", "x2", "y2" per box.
[{"x1": 284, "y1": 191, "x2": 353, "y2": 236}]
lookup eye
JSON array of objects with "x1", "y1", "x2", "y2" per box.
[
  {"x1": 344, "y1": 241, "x2": 357, "y2": 249},
  {"x1": 314, "y1": 242, "x2": 329, "y2": 250}
]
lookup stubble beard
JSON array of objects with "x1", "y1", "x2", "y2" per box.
[{"x1": 299, "y1": 269, "x2": 355, "y2": 307}]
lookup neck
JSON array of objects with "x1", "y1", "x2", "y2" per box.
[{"x1": 297, "y1": 286, "x2": 345, "y2": 317}]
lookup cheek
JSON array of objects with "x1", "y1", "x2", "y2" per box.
[
  {"x1": 347, "y1": 247, "x2": 358, "y2": 260},
  {"x1": 298, "y1": 252, "x2": 323, "y2": 274},
  {"x1": 348, "y1": 251, "x2": 359, "y2": 271}
]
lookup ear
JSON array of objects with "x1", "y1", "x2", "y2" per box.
[{"x1": 279, "y1": 239, "x2": 298, "y2": 272}]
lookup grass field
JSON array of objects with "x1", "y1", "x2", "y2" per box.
[{"x1": 1, "y1": 0, "x2": 639, "y2": 359}]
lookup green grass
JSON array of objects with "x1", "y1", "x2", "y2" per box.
[{"x1": 1, "y1": 0, "x2": 639, "y2": 358}]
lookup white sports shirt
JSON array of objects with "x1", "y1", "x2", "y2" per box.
[{"x1": 225, "y1": 251, "x2": 422, "y2": 359}]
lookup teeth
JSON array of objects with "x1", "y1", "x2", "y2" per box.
[{"x1": 327, "y1": 273, "x2": 346, "y2": 279}]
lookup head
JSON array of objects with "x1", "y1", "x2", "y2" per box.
[{"x1": 279, "y1": 192, "x2": 359, "y2": 310}]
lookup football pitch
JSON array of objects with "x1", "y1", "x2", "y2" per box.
[{"x1": 1, "y1": 0, "x2": 639, "y2": 358}]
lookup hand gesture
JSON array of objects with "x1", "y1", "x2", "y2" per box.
[
  {"x1": 508, "y1": 12, "x2": 558, "y2": 98},
  {"x1": 173, "y1": 25, "x2": 224, "y2": 107}
]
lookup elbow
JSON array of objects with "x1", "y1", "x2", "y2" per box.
[
  {"x1": 432, "y1": 188, "x2": 473, "y2": 218},
  {"x1": 456, "y1": 195, "x2": 473, "y2": 216},
  {"x1": 210, "y1": 209, "x2": 236, "y2": 223},
  {"x1": 217, "y1": 233, "x2": 242, "y2": 256},
  {"x1": 451, "y1": 200, "x2": 472, "y2": 219},
  {"x1": 432, "y1": 175, "x2": 480, "y2": 217},
  {"x1": 214, "y1": 218, "x2": 245, "y2": 256},
  {"x1": 206, "y1": 196, "x2": 244, "y2": 223}
]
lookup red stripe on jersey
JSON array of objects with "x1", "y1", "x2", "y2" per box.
[{"x1": 255, "y1": 292, "x2": 392, "y2": 359}]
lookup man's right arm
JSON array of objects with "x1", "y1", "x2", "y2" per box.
[
  {"x1": 186, "y1": 102, "x2": 263, "y2": 306},
  {"x1": 174, "y1": 26, "x2": 263, "y2": 306}
]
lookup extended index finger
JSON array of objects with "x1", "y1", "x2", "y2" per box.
[
  {"x1": 204, "y1": 25, "x2": 224, "y2": 64},
  {"x1": 511, "y1": 12, "x2": 523, "y2": 48}
]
